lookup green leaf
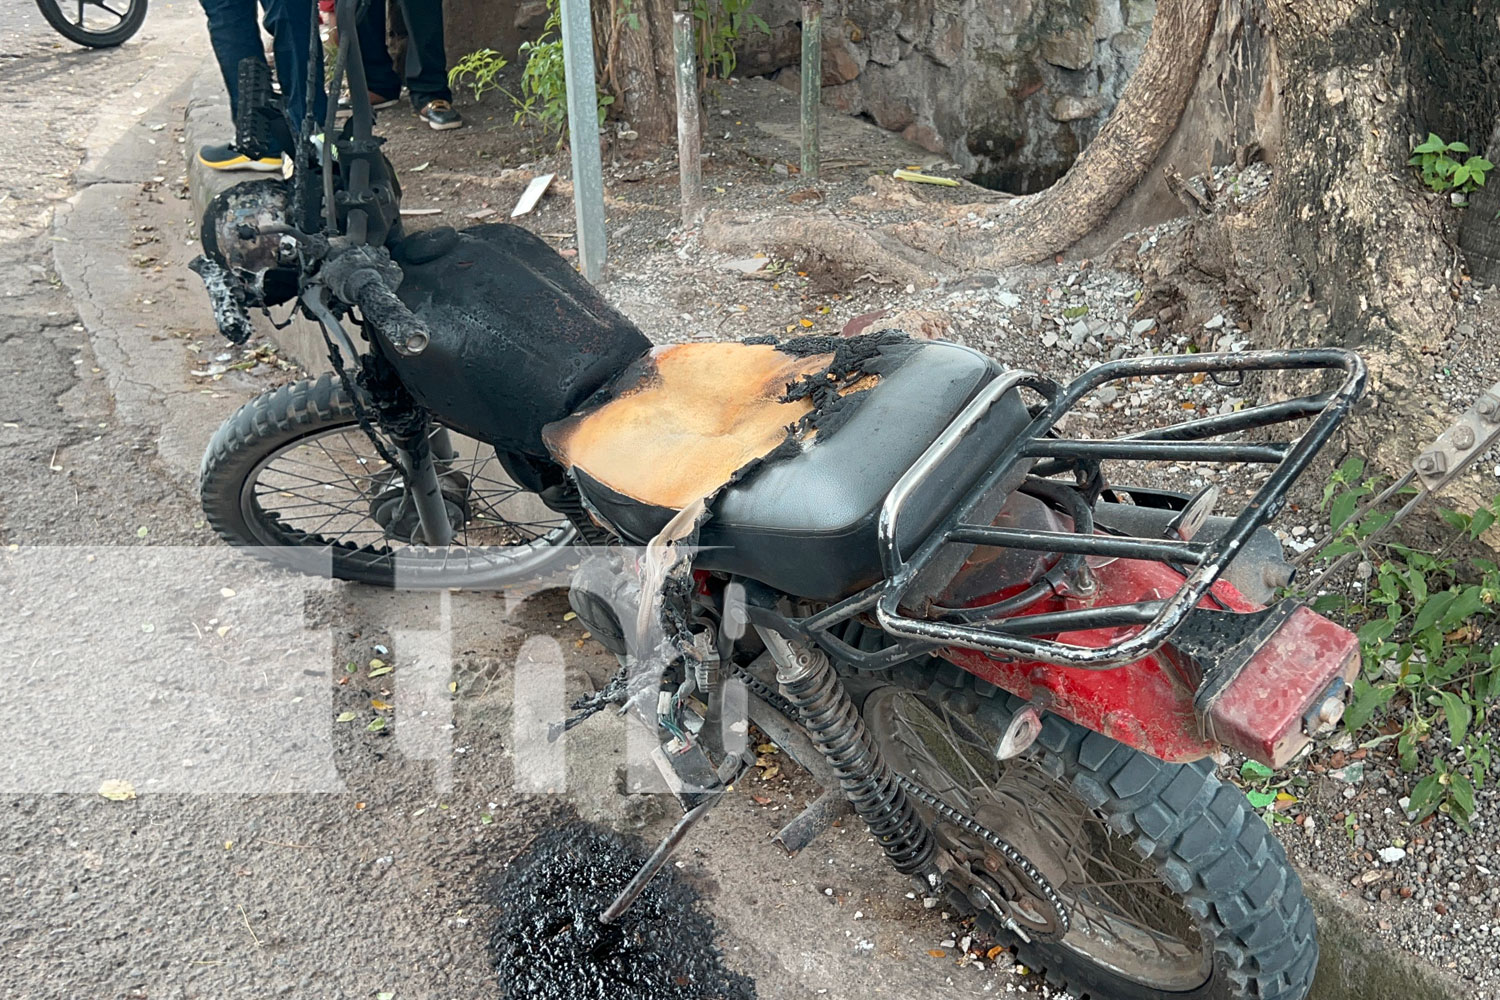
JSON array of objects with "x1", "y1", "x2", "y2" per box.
[
  {"x1": 1398, "y1": 725, "x2": 1421, "y2": 772},
  {"x1": 1246, "y1": 789, "x2": 1276, "y2": 809},
  {"x1": 1450, "y1": 772, "x2": 1475, "y2": 820},
  {"x1": 1440, "y1": 690, "x2": 1472, "y2": 746},
  {"x1": 1240, "y1": 760, "x2": 1274, "y2": 781},
  {"x1": 1439, "y1": 508, "x2": 1470, "y2": 532},
  {"x1": 336, "y1": 711, "x2": 357, "y2": 723},
  {"x1": 1357, "y1": 617, "x2": 1397, "y2": 648},
  {"x1": 1448, "y1": 141, "x2": 1471, "y2": 153},
  {"x1": 1336, "y1": 456, "x2": 1366, "y2": 483},
  {"x1": 1455, "y1": 165, "x2": 1472, "y2": 187},
  {"x1": 1470, "y1": 508, "x2": 1496, "y2": 538},
  {"x1": 1406, "y1": 773, "x2": 1444, "y2": 819},
  {"x1": 1312, "y1": 593, "x2": 1346, "y2": 613},
  {"x1": 1414, "y1": 133, "x2": 1446, "y2": 154},
  {"x1": 366, "y1": 717, "x2": 387, "y2": 732},
  {"x1": 1330, "y1": 491, "x2": 1360, "y2": 531},
  {"x1": 1470, "y1": 156, "x2": 1494, "y2": 171},
  {"x1": 1413, "y1": 590, "x2": 1456, "y2": 633},
  {"x1": 1445, "y1": 586, "x2": 1487, "y2": 626},
  {"x1": 1344, "y1": 679, "x2": 1396, "y2": 730}
]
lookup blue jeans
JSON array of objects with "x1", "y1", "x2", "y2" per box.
[{"x1": 199, "y1": 0, "x2": 327, "y2": 147}]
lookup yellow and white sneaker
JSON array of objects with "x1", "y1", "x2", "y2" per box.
[{"x1": 197, "y1": 142, "x2": 283, "y2": 172}]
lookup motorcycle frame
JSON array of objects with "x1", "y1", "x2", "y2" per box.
[{"x1": 735, "y1": 349, "x2": 1365, "y2": 764}]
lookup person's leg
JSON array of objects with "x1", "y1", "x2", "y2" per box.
[
  {"x1": 198, "y1": 0, "x2": 264, "y2": 116},
  {"x1": 197, "y1": 0, "x2": 282, "y2": 170},
  {"x1": 357, "y1": 0, "x2": 403, "y2": 102},
  {"x1": 395, "y1": 0, "x2": 451, "y2": 106},
  {"x1": 259, "y1": 0, "x2": 327, "y2": 131}
]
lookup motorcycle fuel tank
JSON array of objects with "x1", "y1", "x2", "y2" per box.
[{"x1": 378, "y1": 224, "x2": 652, "y2": 458}]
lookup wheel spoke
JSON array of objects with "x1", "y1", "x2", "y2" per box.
[{"x1": 237, "y1": 418, "x2": 571, "y2": 571}]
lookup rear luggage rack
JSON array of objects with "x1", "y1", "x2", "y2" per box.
[{"x1": 874, "y1": 349, "x2": 1366, "y2": 668}]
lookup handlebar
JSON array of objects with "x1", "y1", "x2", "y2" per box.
[
  {"x1": 342, "y1": 266, "x2": 430, "y2": 355},
  {"x1": 319, "y1": 244, "x2": 430, "y2": 356}
]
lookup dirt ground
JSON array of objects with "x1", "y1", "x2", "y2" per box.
[{"x1": 372, "y1": 72, "x2": 1500, "y2": 996}]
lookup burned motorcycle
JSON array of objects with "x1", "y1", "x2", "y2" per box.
[{"x1": 191, "y1": 3, "x2": 1364, "y2": 996}]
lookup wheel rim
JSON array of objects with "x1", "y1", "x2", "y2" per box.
[
  {"x1": 54, "y1": 0, "x2": 136, "y2": 33},
  {"x1": 867, "y1": 688, "x2": 1214, "y2": 991},
  {"x1": 238, "y1": 419, "x2": 574, "y2": 579}
]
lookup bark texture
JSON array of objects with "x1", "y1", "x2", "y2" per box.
[
  {"x1": 1234, "y1": 4, "x2": 1497, "y2": 462},
  {"x1": 608, "y1": 0, "x2": 678, "y2": 145},
  {"x1": 1459, "y1": 113, "x2": 1500, "y2": 288}
]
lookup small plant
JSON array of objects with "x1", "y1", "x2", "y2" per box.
[
  {"x1": 514, "y1": 0, "x2": 613, "y2": 136},
  {"x1": 1409, "y1": 132, "x2": 1493, "y2": 195},
  {"x1": 692, "y1": 0, "x2": 769, "y2": 83},
  {"x1": 1312, "y1": 456, "x2": 1500, "y2": 829},
  {"x1": 1235, "y1": 759, "x2": 1300, "y2": 826},
  {"x1": 448, "y1": 48, "x2": 508, "y2": 103}
]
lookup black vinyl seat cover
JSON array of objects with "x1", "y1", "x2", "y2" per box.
[
  {"x1": 380, "y1": 224, "x2": 652, "y2": 457},
  {"x1": 575, "y1": 340, "x2": 1031, "y2": 602}
]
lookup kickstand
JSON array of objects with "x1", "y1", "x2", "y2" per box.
[{"x1": 598, "y1": 793, "x2": 721, "y2": 925}]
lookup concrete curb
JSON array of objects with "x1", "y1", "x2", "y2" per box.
[{"x1": 182, "y1": 55, "x2": 327, "y2": 371}]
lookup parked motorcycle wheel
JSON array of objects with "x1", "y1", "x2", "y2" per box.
[
  {"x1": 864, "y1": 669, "x2": 1318, "y2": 1000},
  {"x1": 201, "y1": 375, "x2": 577, "y2": 588},
  {"x1": 35, "y1": 0, "x2": 147, "y2": 48}
]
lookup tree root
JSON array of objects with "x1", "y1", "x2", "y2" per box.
[{"x1": 702, "y1": 210, "x2": 954, "y2": 289}]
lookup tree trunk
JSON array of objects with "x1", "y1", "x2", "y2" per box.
[
  {"x1": 968, "y1": 0, "x2": 1221, "y2": 270},
  {"x1": 609, "y1": 0, "x2": 678, "y2": 145},
  {"x1": 1213, "y1": 1, "x2": 1500, "y2": 480},
  {"x1": 1459, "y1": 113, "x2": 1500, "y2": 287}
]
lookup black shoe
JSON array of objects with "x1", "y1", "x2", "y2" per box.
[
  {"x1": 197, "y1": 142, "x2": 283, "y2": 172},
  {"x1": 416, "y1": 100, "x2": 462, "y2": 131}
]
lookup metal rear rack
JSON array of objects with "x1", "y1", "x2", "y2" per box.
[{"x1": 874, "y1": 349, "x2": 1367, "y2": 669}]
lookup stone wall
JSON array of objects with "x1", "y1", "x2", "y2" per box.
[{"x1": 736, "y1": 0, "x2": 1155, "y2": 192}]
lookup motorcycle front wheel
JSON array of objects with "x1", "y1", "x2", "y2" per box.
[
  {"x1": 864, "y1": 667, "x2": 1318, "y2": 1000},
  {"x1": 201, "y1": 375, "x2": 577, "y2": 589},
  {"x1": 35, "y1": 0, "x2": 147, "y2": 48}
]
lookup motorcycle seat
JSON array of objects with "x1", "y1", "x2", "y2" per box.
[{"x1": 544, "y1": 337, "x2": 1032, "y2": 602}]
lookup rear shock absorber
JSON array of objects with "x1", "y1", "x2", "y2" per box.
[{"x1": 757, "y1": 628, "x2": 936, "y2": 878}]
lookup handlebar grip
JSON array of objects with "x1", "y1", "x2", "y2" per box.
[
  {"x1": 188, "y1": 255, "x2": 255, "y2": 345},
  {"x1": 346, "y1": 267, "x2": 430, "y2": 355}
]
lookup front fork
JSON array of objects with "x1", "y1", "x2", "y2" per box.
[{"x1": 399, "y1": 425, "x2": 457, "y2": 547}]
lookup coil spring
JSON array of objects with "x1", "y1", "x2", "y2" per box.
[{"x1": 780, "y1": 652, "x2": 935, "y2": 876}]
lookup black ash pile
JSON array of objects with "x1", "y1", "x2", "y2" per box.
[{"x1": 489, "y1": 821, "x2": 756, "y2": 1000}]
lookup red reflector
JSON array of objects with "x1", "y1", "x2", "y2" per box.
[{"x1": 1203, "y1": 605, "x2": 1361, "y2": 768}]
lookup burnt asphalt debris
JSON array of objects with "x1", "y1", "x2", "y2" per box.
[{"x1": 489, "y1": 820, "x2": 756, "y2": 1000}]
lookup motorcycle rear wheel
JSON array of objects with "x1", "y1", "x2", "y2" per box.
[
  {"x1": 201, "y1": 375, "x2": 576, "y2": 588},
  {"x1": 864, "y1": 666, "x2": 1318, "y2": 1000},
  {"x1": 35, "y1": 0, "x2": 147, "y2": 48}
]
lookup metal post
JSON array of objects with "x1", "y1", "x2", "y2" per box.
[
  {"x1": 673, "y1": 7, "x2": 703, "y2": 227},
  {"x1": 799, "y1": 0, "x2": 822, "y2": 182},
  {"x1": 557, "y1": 0, "x2": 607, "y2": 283}
]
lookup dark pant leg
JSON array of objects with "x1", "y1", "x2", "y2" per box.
[
  {"x1": 396, "y1": 0, "x2": 451, "y2": 105},
  {"x1": 357, "y1": 0, "x2": 404, "y2": 99},
  {"x1": 198, "y1": 0, "x2": 263, "y2": 116},
  {"x1": 259, "y1": 0, "x2": 327, "y2": 130}
]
